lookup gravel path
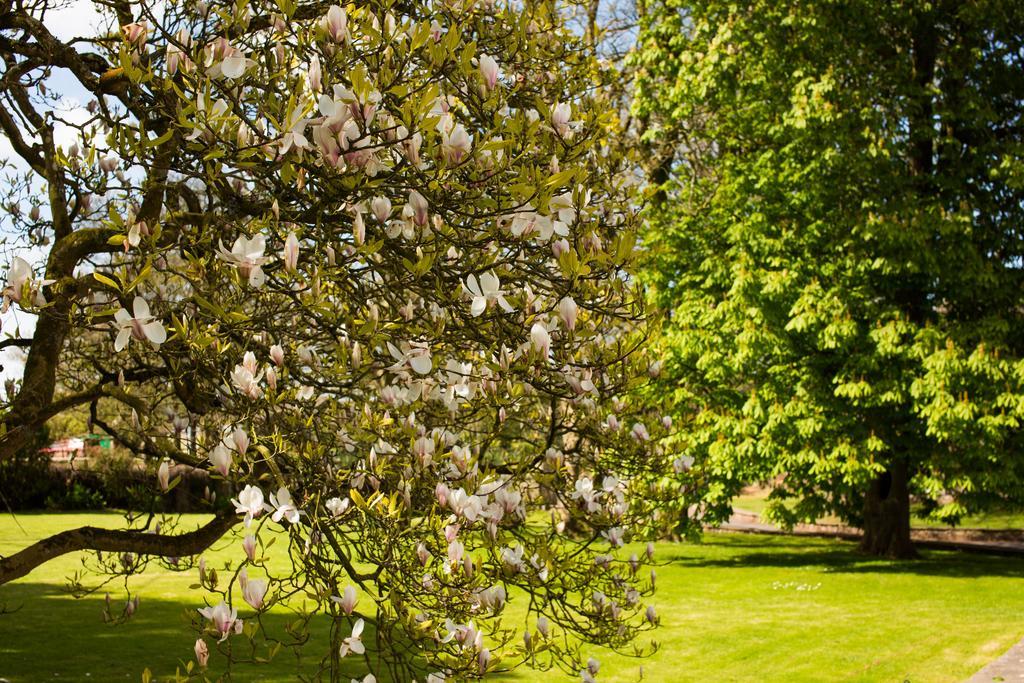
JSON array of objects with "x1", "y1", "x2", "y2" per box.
[
  {"x1": 722, "y1": 511, "x2": 1024, "y2": 556},
  {"x1": 967, "y1": 638, "x2": 1024, "y2": 682}
]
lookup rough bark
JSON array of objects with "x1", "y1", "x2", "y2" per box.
[
  {"x1": 860, "y1": 459, "x2": 917, "y2": 559},
  {"x1": 0, "y1": 512, "x2": 240, "y2": 585}
]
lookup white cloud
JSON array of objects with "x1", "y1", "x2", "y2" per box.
[
  {"x1": 43, "y1": 0, "x2": 107, "y2": 41},
  {"x1": 53, "y1": 100, "x2": 95, "y2": 151}
]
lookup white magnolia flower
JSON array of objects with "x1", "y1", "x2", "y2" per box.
[
  {"x1": 157, "y1": 460, "x2": 170, "y2": 492},
  {"x1": 282, "y1": 232, "x2": 300, "y2": 272},
  {"x1": 120, "y1": 21, "x2": 148, "y2": 47},
  {"x1": 242, "y1": 534, "x2": 257, "y2": 561},
  {"x1": 241, "y1": 574, "x2": 268, "y2": 610},
  {"x1": 408, "y1": 190, "x2": 428, "y2": 226},
  {"x1": 501, "y1": 544, "x2": 525, "y2": 571},
  {"x1": 185, "y1": 96, "x2": 229, "y2": 142},
  {"x1": 550, "y1": 191, "x2": 577, "y2": 224},
  {"x1": 114, "y1": 296, "x2": 167, "y2": 352},
  {"x1": 321, "y1": 5, "x2": 348, "y2": 43},
  {"x1": 231, "y1": 355, "x2": 264, "y2": 399},
  {"x1": 403, "y1": 130, "x2": 423, "y2": 165},
  {"x1": 194, "y1": 638, "x2": 209, "y2": 667},
  {"x1": 166, "y1": 30, "x2": 193, "y2": 75},
  {"x1": 126, "y1": 220, "x2": 145, "y2": 249},
  {"x1": 230, "y1": 426, "x2": 250, "y2": 456},
  {"x1": 387, "y1": 341, "x2": 432, "y2": 375},
  {"x1": 339, "y1": 618, "x2": 366, "y2": 657},
  {"x1": 219, "y1": 52, "x2": 253, "y2": 80},
  {"x1": 210, "y1": 442, "x2": 232, "y2": 477},
  {"x1": 197, "y1": 601, "x2": 241, "y2": 641},
  {"x1": 331, "y1": 585, "x2": 358, "y2": 615},
  {"x1": 231, "y1": 484, "x2": 267, "y2": 526},
  {"x1": 602, "y1": 527, "x2": 625, "y2": 548},
  {"x1": 279, "y1": 108, "x2": 311, "y2": 156},
  {"x1": 320, "y1": 83, "x2": 358, "y2": 120},
  {"x1": 479, "y1": 54, "x2": 499, "y2": 89},
  {"x1": 3, "y1": 257, "x2": 49, "y2": 310},
  {"x1": 631, "y1": 422, "x2": 650, "y2": 441},
  {"x1": 673, "y1": 455, "x2": 695, "y2": 473},
  {"x1": 531, "y1": 322, "x2": 551, "y2": 358},
  {"x1": 269, "y1": 486, "x2": 304, "y2": 524},
  {"x1": 447, "y1": 539, "x2": 465, "y2": 566},
  {"x1": 552, "y1": 101, "x2": 572, "y2": 135},
  {"x1": 563, "y1": 365, "x2": 597, "y2": 396},
  {"x1": 448, "y1": 488, "x2": 484, "y2": 521},
  {"x1": 270, "y1": 344, "x2": 285, "y2": 366},
  {"x1": 325, "y1": 496, "x2": 350, "y2": 517},
  {"x1": 308, "y1": 54, "x2": 322, "y2": 93},
  {"x1": 218, "y1": 235, "x2": 268, "y2": 287},
  {"x1": 493, "y1": 486, "x2": 522, "y2": 516},
  {"x1": 572, "y1": 477, "x2": 600, "y2": 512},
  {"x1": 475, "y1": 584, "x2": 506, "y2": 610},
  {"x1": 464, "y1": 272, "x2": 513, "y2": 316},
  {"x1": 371, "y1": 196, "x2": 392, "y2": 222},
  {"x1": 3, "y1": 255, "x2": 36, "y2": 309},
  {"x1": 558, "y1": 296, "x2": 579, "y2": 331},
  {"x1": 440, "y1": 123, "x2": 471, "y2": 164}
]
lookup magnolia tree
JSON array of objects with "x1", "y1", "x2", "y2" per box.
[{"x1": 0, "y1": 0, "x2": 670, "y2": 679}]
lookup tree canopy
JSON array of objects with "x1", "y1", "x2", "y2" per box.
[{"x1": 634, "y1": 0, "x2": 1024, "y2": 557}]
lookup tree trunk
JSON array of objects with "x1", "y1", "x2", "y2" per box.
[{"x1": 860, "y1": 459, "x2": 917, "y2": 558}]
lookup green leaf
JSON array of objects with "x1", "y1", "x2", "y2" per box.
[{"x1": 92, "y1": 272, "x2": 121, "y2": 292}]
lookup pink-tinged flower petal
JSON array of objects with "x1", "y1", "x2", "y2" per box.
[
  {"x1": 409, "y1": 354, "x2": 432, "y2": 375},
  {"x1": 115, "y1": 328, "x2": 131, "y2": 352},
  {"x1": 143, "y1": 320, "x2": 167, "y2": 345},
  {"x1": 221, "y1": 55, "x2": 248, "y2": 79},
  {"x1": 132, "y1": 295, "x2": 151, "y2": 319},
  {"x1": 248, "y1": 266, "x2": 266, "y2": 288}
]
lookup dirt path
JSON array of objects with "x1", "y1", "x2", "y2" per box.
[{"x1": 722, "y1": 510, "x2": 1024, "y2": 556}]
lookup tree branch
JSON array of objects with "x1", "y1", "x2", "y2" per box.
[
  {"x1": 0, "y1": 337, "x2": 32, "y2": 351},
  {"x1": 0, "y1": 96, "x2": 44, "y2": 174},
  {"x1": 0, "y1": 512, "x2": 240, "y2": 585}
]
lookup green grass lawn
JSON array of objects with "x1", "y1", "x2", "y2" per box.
[{"x1": 2, "y1": 512, "x2": 1024, "y2": 682}]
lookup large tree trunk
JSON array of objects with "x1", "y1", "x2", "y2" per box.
[{"x1": 860, "y1": 459, "x2": 916, "y2": 559}]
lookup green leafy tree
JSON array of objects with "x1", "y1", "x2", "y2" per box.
[{"x1": 634, "y1": 0, "x2": 1024, "y2": 557}]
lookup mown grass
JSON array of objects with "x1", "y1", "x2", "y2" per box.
[{"x1": 2, "y1": 512, "x2": 1024, "y2": 682}]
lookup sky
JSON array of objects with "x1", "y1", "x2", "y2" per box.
[{"x1": 0, "y1": 0, "x2": 109, "y2": 392}]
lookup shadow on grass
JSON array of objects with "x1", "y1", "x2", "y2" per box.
[
  {"x1": 0, "y1": 582, "x2": 537, "y2": 683},
  {"x1": 661, "y1": 535, "x2": 1024, "y2": 579},
  {"x1": 0, "y1": 582, "x2": 377, "y2": 682}
]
